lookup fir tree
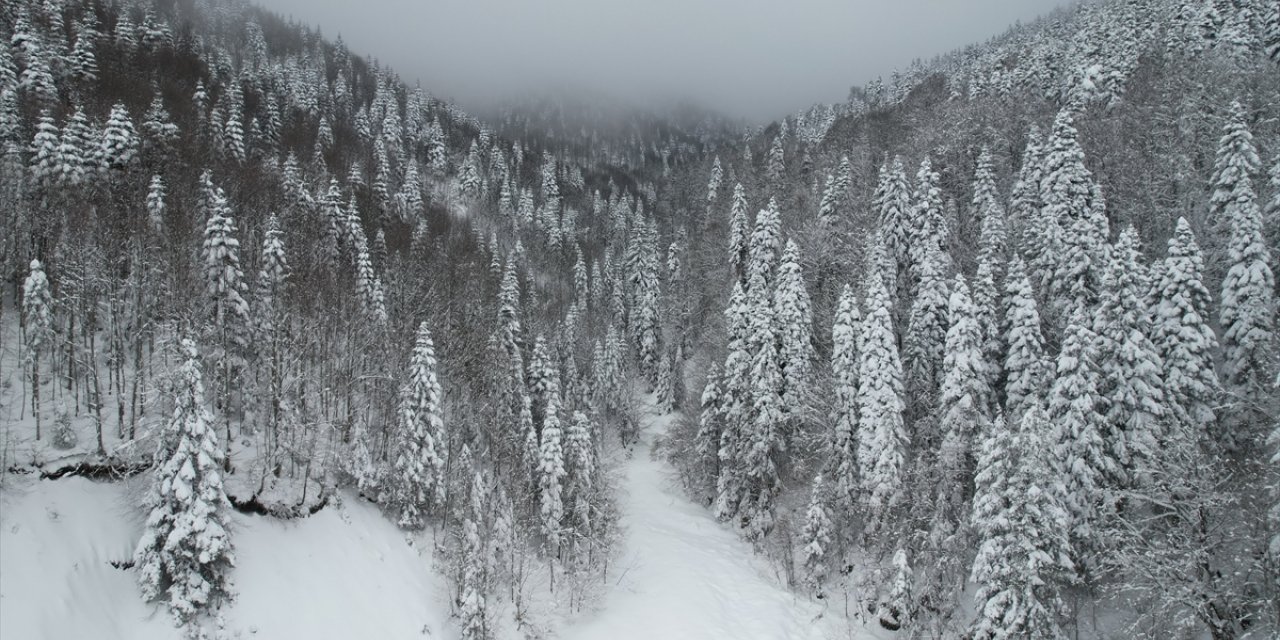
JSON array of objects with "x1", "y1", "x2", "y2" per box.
[
  {"x1": 715, "y1": 284, "x2": 753, "y2": 521},
  {"x1": 1152, "y1": 218, "x2": 1222, "y2": 441},
  {"x1": 743, "y1": 299, "x2": 785, "y2": 539},
  {"x1": 818, "y1": 172, "x2": 839, "y2": 226},
  {"x1": 875, "y1": 157, "x2": 913, "y2": 284},
  {"x1": 22, "y1": 259, "x2": 53, "y2": 440},
  {"x1": 774, "y1": 240, "x2": 815, "y2": 417},
  {"x1": 146, "y1": 174, "x2": 166, "y2": 233},
  {"x1": 800, "y1": 474, "x2": 833, "y2": 595},
  {"x1": 392, "y1": 323, "x2": 448, "y2": 528},
  {"x1": 1218, "y1": 125, "x2": 1275, "y2": 411},
  {"x1": 858, "y1": 275, "x2": 908, "y2": 531},
  {"x1": 728, "y1": 183, "x2": 749, "y2": 284},
  {"x1": 969, "y1": 407, "x2": 1074, "y2": 640},
  {"x1": 539, "y1": 388, "x2": 567, "y2": 549},
  {"x1": 937, "y1": 275, "x2": 990, "y2": 521},
  {"x1": 830, "y1": 285, "x2": 861, "y2": 504},
  {"x1": 100, "y1": 102, "x2": 139, "y2": 170},
  {"x1": 905, "y1": 245, "x2": 950, "y2": 413},
  {"x1": 1094, "y1": 228, "x2": 1164, "y2": 487},
  {"x1": 134, "y1": 339, "x2": 235, "y2": 625},
  {"x1": 1048, "y1": 316, "x2": 1111, "y2": 559}
]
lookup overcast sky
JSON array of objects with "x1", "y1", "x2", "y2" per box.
[{"x1": 254, "y1": 0, "x2": 1074, "y2": 122}]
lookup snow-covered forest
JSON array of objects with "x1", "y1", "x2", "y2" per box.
[{"x1": 0, "y1": 0, "x2": 1278, "y2": 638}]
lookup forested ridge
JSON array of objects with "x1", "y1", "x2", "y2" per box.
[{"x1": 1, "y1": 0, "x2": 1279, "y2": 639}]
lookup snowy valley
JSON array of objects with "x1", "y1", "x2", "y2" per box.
[{"x1": 1, "y1": 0, "x2": 1280, "y2": 639}]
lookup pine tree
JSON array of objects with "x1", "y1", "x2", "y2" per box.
[
  {"x1": 747, "y1": 199, "x2": 782, "y2": 301},
  {"x1": 800, "y1": 474, "x2": 833, "y2": 595},
  {"x1": 831, "y1": 285, "x2": 861, "y2": 504},
  {"x1": 743, "y1": 299, "x2": 785, "y2": 539},
  {"x1": 766, "y1": 134, "x2": 785, "y2": 182},
  {"x1": 858, "y1": 275, "x2": 908, "y2": 531},
  {"x1": 28, "y1": 109, "x2": 59, "y2": 192},
  {"x1": 973, "y1": 146, "x2": 1007, "y2": 280},
  {"x1": 715, "y1": 283, "x2": 753, "y2": 521},
  {"x1": 22, "y1": 259, "x2": 53, "y2": 440},
  {"x1": 100, "y1": 102, "x2": 139, "y2": 170},
  {"x1": 910, "y1": 156, "x2": 947, "y2": 276},
  {"x1": 1152, "y1": 218, "x2": 1222, "y2": 441},
  {"x1": 818, "y1": 172, "x2": 839, "y2": 226},
  {"x1": 875, "y1": 157, "x2": 913, "y2": 284},
  {"x1": 696, "y1": 364, "x2": 724, "y2": 492},
  {"x1": 134, "y1": 339, "x2": 235, "y2": 625},
  {"x1": 1048, "y1": 316, "x2": 1111, "y2": 559},
  {"x1": 969, "y1": 407, "x2": 1073, "y2": 640},
  {"x1": 202, "y1": 187, "x2": 251, "y2": 354},
  {"x1": 937, "y1": 275, "x2": 990, "y2": 520},
  {"x1": 391, "y1": 323, "x2": 448, "y2": 528},
  {"x1": 1218, "y1": 125, "x2": 1275, "y2": 410},
  {"x1": 539, "y1": 388, "x2": 567, "y2": 549},
  {"x1": 146, "y1": 174, "x2": 166, "y2": 233},
  {"x1": 905, "y1": 246, "x2": 950, "y2": 411},
  {"x1": 1094, "y1": 228, "x2": 1164, "y2": 487},
  {"x1": 728, "y1": 183, "x2": 749, "y2": 283},
  {"x1": 774, "y1": 240, "x2": 815, "y2": 417}
]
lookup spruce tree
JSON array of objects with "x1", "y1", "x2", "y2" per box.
[
  {"x1": 1152, "y1": 218, "x2": 1222, "y2": 441},
  {"x1": 1048, "y1": 316, "x2": 1111, "y2": 560},
  {"x1": 728, "y1": 183, "x2": 749, "y2": 283},
  {"x1": 858, "y1": 275, "x2": 908, "y2": 531},
  {"x1": 695, "y1": 364, "x2": 723, "y2": 492},
  {"x1": 22, "y1": 259, "x2": 53, "y2": 440},
  {"x1": 1094, "y1": 228, "x2": 1164, "y2": 487},
  {"x1": 875, "y1": 157, "x2": 913, "y2": 283},
  {"x1": 937, "y1": 275, "x2": 990, "y2": 521},
  {"x1": 100, "y1": 102, "x2": 139, "y2": 170},
  {"x1": 134, "y1": 339, "x2": 235, "y2": 625},
  {"x1": 743, "y1": 298, "x2": 785, "y2": 539},
  {"x1": 774, "y1": 239, "x2": 815, "y2": 417},
  {"x1": 969, "y1": 407, "x2": 1073, "y2": 640},
  {"x1": 1218, "y1": 128, "x2": 1275, "y2": 411},
  {"x1": 905, "y1": 245, "x2": 950, "y2": 413},
  {"x1": 830, "y1": 285, "x2": 861, "y2": 504},
  {"x1": 800, "y1": 474, "x2": 834, "y2": 595},
  {"x1": 392, "y1": 323, "x2": 448, "y2": 529},
  {"x1": 715, "y1": 283, "x2": 753, "y2": 521}
]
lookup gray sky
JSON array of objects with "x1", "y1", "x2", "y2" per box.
[{"x1": 255, "y1": 0, "x2": 1073, "y2": 122}]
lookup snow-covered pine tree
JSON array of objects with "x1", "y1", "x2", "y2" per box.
[
  {"x1": 858, "y1": 274, "x2": 909, "y2": 532},
  {"x1": 800, "y1": 473, "x2": 833, "y2": 596},
  {"x1": 743, "y1": 298, "x2": 785, "y2": 540},
  {"x1": 391, "y1": 322, "x2": 448, "y2": 529},
  {"x1": 875, "y1": 157, "x2": 913, "y2": 290},
  {"x1": 830, "y1": 285, "x2": 861, "y2": 505},
  {"x1": 696, "y1": 364, "x2": 724, "y2": 494},
  {"x1": 904, "y1": 245, "x2": 950, "y2": 420},
  {"x1": 936, "y1": 275, "x2": 990, "y2": 522},
  {"x1": 1048, "y1": 315, "x2": 1111, "y2": 563},
  {"x1": 100, "y1": 102, "x2": 139, "y2": 171},
  {"x1": 22, "y1": 259, "x2": 53, "y2": 439},
  {"x1": 1094, "y1": 228, "x2": 1164, "y2": 487},
  {"x1": 766, "y1": 134, "x2": 785, "y2": 182},
  {"x1": 728, "y1": 183, "x2": 749, "y2": 284},
  {"x1": 1218, "y1": 122, "x2": 1274, "y2": 419},
  {"x1": 973, "y1": 146, "x2": 1007, "y2": 282},
  {"x1": 968, "y1": 407, "x2": 1074, "y2": 640},
  {"x1": 818, "y1": 172, "x2": 839, "y2": 226},
  {"x1": 773, "y1": 239, "x2": 814, "y2": 419},
  {"x1": 146, "y1": 174, "x2": 166, "y2": 233},
  {"x1": 1152, "y1": 217, "x2": 1222, "y2": 442},
  {"x1": 747, "y1": 199, "x2": 782, "y2": 303},
  {"x1": 28, "y1": 109, "x2": 59, "y2": 193},
  {"x1": 539, "y1": 386, "x2": 567, "y2": 549},
  {"x1": 715, "y1": 283, "x2": 753, "y2": 521},
  {"x1": 134, "y1": 339, "x2": 235, "y2": 625},
  {"x1": 971, "y1": 254, "x2": 1003, "y2": 412},
  {"x1": 909, "y1": 155, "x2": 947, "y2": 279},
  {"x1": 202, "y1": 187, "x2": 251, "y2": 361}
]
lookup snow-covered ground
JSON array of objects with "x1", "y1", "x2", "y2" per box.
[
  {"x1": 1, "y1": 388, "x2": 879, "y2": 640},
  {"x1": 557, "y1": 393, "x2": 871, "y2": 640},
  {"x1": 0, "y1": 476, "x2": 453, "y2": 640}
]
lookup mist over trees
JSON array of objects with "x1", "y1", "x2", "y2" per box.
[{"x1": 0, "y1": 0, "x2": 1279, "y2": 638}]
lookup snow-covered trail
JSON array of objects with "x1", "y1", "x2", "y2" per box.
[{"x1": 560, "y1": 393, "x2": 844, "y2": 640}]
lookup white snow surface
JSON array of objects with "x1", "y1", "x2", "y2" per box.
[
  {"x1": 0, "y1": 391, "x2": 871, "y2": 640},
  {"x1": 558, "y1": 393, "x2": 854, "y2": 640},
  {"x1": 0, "y1": 476, "x2": 452, "y2": 640}
]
